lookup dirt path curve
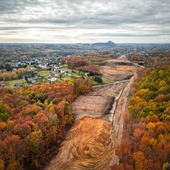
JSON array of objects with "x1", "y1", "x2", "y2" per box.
[{"x1": 46, "y1": 57, "x2": 137, "y2": 170}]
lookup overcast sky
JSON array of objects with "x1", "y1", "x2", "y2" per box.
[{"x1": 0, "y1": 0, "x2": 170, "y2": 43}]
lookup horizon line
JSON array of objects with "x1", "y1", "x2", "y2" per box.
[{"x1": 0, "y1": 42, "x2": 170, "y2": 45}]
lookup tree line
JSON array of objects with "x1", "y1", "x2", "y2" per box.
[{"x1": 112, "y1": 66, "x2": 170, "y2": 170}]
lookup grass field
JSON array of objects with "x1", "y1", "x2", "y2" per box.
[
  {"x1": 39, "y1": 71, "x2": 50, "y2": 77},
  {"x1": 5, "y1": 79, "x2": 27, "y2": 88},
  {"x1": 102, "y1": 77, "x2": 112, "y2": 84}
]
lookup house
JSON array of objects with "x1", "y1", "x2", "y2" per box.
[
  {"x1": 13, "y1": 83, "x2": 24, "y2": 87},
  {"x1": 27, "y1": 78, "x2": 36, "y2": 84},
  {"x1": 34, "y1": 74, "x2": 41, "y2": 79},
  {"x1": 12, "y1": 68, "x2": 18, "y2": 72},
  {"x1": 54, "y1": 73, "x2": 60, "y2": 78},
  {"x1": 38, "y1": 64, "x2": 50, "y2": 70},
  {"x1": 49, "y1": 77, "x2": 57, "y2": 83},
  {"x1": 66, "y1": 73, "x2": 72, "y2": 77}
]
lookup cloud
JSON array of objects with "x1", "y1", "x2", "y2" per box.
[{"x1": 0, "y1": 0, "x2": 170, "y2": 43}]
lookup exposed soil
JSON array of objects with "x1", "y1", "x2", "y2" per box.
[
  {"x1": 45, "y1": 117, "x2": 114, "y2": 170},
  {"x1": 72, "y1": 56, "x2": 135, "y2": 121},
  {"x1": 72, "y1": 95, "x2": 115, "y2": 119},
  {"x1": 100, "y1": 65, "x2": 135, "y2": 81},
  {"x1": 46, "y1": 57, "x2": 137, "y2": 170}
]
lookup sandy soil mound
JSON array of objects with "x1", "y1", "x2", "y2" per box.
[{"x1": 46, "y1": 116, "x2": 114, "y2": 170}]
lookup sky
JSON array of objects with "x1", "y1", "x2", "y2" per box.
[{"x1": 0, "y1": 0, "x2": 170, "y2": 43}]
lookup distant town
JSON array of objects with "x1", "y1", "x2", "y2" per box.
[{"x1": 0, "y1": 42, "x2": 170, "y2": 88}]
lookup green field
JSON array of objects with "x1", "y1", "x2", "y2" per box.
[
  {"x1": 39, "y1": 71, "x2": 50, "y2": 77},
  {"x1": 5, "y1": 79, "x2": 27, "y2": 88},
  {"x1": 102, "y1": 77, "x2": 112, "y2": 84}
]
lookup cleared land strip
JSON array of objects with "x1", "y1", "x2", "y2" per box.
[
  {"x1": 46, "y1": 58, "x2": 137, "y2": 170},
  {"x1": 72, "y1": 80, "x2": 129, "y2": 120}
]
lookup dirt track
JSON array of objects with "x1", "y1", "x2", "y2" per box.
[{"x1": 46, "y1": 57, "x2": 137, "y2": 170}]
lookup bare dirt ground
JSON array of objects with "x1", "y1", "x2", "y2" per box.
[
  {"x1": 46, "y1": 117, "x2": 114, "y2": 170},
  {"x1": 71, "y1": 81, "x2": 129, "y2": 120},
  {"x1": 100, "y1": 58, "x2": 135, "y2": 81},
  {"x1": 72, "y1": 57, "x2": 136, "y2": 120},
  {"x1": 46, "y1": 57, "x2": 137, "y2": 170}
]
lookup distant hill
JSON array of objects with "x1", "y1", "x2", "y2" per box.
[{"x1": 92, "y1": 41, "x2": 116, "y2": 48}]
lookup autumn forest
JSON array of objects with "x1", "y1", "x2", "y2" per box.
[
  {"x1": 0, "y1": 77, "x2": 92, "y2": 169},
  {"x1": 113, "y1": 66, "x2": 170, "y2": 170},
  {"x1": 0, "y1": 43, "x2": 170, "y2": 170}
]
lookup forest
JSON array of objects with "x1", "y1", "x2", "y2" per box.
[
  {"x1": 0, "y1": 77, "x2": 92, "y2": 169},
  {"x1": 0, "y1": 68, "x2": 33, "y2": 81},
  {"x1": 61, "y1": 55, "x2": 107, "y2": 75},
  {"x1": 112, "y1": 66, "x2": 170, "y2": 170}
]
